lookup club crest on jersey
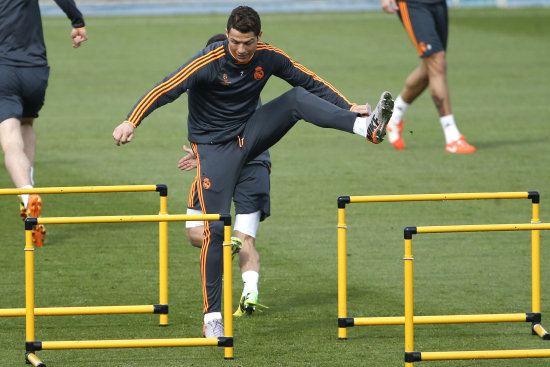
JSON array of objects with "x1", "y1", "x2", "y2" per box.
[
  {"x1": 254, "y1": 66, "x2": 264, "y2": 80},
  {"x1": 202, "y1": 177, "x2": 211, "y2": 190},
  {"x1": 221, "y1": 73, "x2": 231, "y2": 85}
]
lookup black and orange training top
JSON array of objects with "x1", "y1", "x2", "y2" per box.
[{"x1": 126, "y1": 40, "x2": 354, "y2": 144}]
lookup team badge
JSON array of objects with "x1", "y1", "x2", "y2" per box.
[
  {"x1": 254, "y1": 66, "x2": 264, "y2": 80},
  {"x1": 221, "y1": 73, "x2": 231, "y2": 85},
  {"x1": 203, "y1": 177, "x2": 211, "y2": 189}
]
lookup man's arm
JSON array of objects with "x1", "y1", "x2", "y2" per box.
[
  {"x1": 113, "y1": 121, "x2": 135, "y2": 146},
  {"x1": 113, "y1": 66, "x2": 190, "y2": 146},
  {"x1": 53, "y1": 0, "x2": 85, "y2": 27},
  {"x1": 71, "y1": 27, "x2": 88, "y2": 48},
  {"x1": 268, "y1": 45, "x2": 354, "y2": 110},
  {"x1": 178, "y1": 145, "x2": 198, "y2": 171},
  {"x1": 381, "y1": 0, "x2": 398, "y2": 14},
  {"x1": 53, "y1": 0, "x2": 88, "y2": 47}
]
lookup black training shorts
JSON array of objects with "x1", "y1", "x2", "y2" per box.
[
  {"x1": 189, "y1": 160, "x2": 271, "y2": 221},
  {"x1": 396, "y1": 0, "x2": 448, "y2": 57},
  {"x1": 0, "y1": 65, "x2": 50, "y2": 122}
]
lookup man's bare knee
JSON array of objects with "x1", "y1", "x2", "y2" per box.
[{"x1": 186, "y1": 227, "x2": 204, "y2": 248}]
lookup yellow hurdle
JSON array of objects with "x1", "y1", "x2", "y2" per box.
[
  {"x1": 336, "y1": 191, "x2": 544, "y2": 340},
  {"x1": 0, "y1": 184, "x2": 170, "y2": 326},
  {"x1": 403, "y1": 222, "x2": 550, "y2": 365},
  {"x1": 23, "y1": 213, "x2": 233, "y2": 367},
  {"x1": 0, "y1": 184, "x2": 165, "y2": 195}
]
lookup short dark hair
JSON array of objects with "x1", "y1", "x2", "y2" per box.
[
  {"x1": 226, "y1": 6, "x2": 261, "y2": 36},
  {"x1": 206, "y1": 33, "x2": 226, "y2": 46}
]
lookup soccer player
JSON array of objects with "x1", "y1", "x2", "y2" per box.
[
  {"x1": 0, "y1": 0, "x2": 87, "y2": 246},
  {"x1": 180, "y1": 33, "x2": 270, "y2": 318},
  {"x1": 113, "y1": 5, "x2": 394, "y2": 338},
  {"x1": 381, "y1": 0, "x2": 475, "y2": 153}
]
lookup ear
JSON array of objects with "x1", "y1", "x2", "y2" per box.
[{"x1": 257, "y1": 31, "x2": 262, "y2": 41}]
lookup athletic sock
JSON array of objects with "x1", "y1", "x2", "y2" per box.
[
  {"x1": 352, "y1": 117, "x2": 367, "y2": 137},
  {"x1": 204, "y1": 312, "x2": 222, "y2": 324},
  {"x1": 19, "y1": 184, "x2": 33, "y2": 208},
  {"x1": 440, "y1": 114, "x2": 461, "y2": 144},
  {"x1": 241, "y1": 270, "x2": 259, "y2": 296},
  {"x1": 390, "y1": 95, "x2": 409, "y2": 124}
]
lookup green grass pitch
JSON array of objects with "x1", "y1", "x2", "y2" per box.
[{"x1": 1, "y1": 7, "x2": 550, "y2": 367}]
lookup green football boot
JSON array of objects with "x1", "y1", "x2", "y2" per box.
[
  {"x1": 231, "y1": 236, "x2": 242, "y2": 260},
  {"x1": 233, "y1": 290, "x2": 268, "y2": 317}
]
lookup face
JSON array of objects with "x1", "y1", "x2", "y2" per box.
[{"x1": 225, "y1": 28, "x2": 262, "y2": 63}]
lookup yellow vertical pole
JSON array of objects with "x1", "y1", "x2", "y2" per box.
[
  {"x1": 158, "y1": 194, "x2": 169, "y2": 326},
  {"x1": 337, "y1": 206, "x2": 348, "y2": 339},
  {"x1": 25, "y1": 227, "x2": 36, "y2": 342},
  {"x1": 531, "y1": 201, "x2": 541, "y2": 313},
  {"x1": 223, "y1": 221, "x2": 234, "y2": 359},
  {"x1": 404, "y1": 235, "x2": 415, "y2": 367}
]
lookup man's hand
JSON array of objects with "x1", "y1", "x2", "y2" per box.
[
  {"x1": 113, "y1": 121, "x2": 135, "y2": 146},
  {"x1": 178, "y1": 145, "x2": 197, "y2": 171},
  {"x1": 71, "y1": 27, "x2": 88, "y2": 48},
  {"x1": 351, "y1": 103, "x2": 372, "y2": 117},
  {"x1": 381, "y1": 0, "x2": 398, "y2": 14}
]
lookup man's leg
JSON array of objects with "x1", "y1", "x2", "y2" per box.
[
  {"x1": 424, "y1": 50, "x2": 451, "y2": 117},
  {"x1": 0, "y1": 117, "x2": 33, "y2": 188},
  {"x1": 388, "y1": 0, "x2": 474, "y2": 152},
  {"x1": 186, "y1": 224, "x2": 204, "y2": 248},
  {"x1": 424, "y1": 51, "x2": 475, "y2": 152},
  {"x1": 186, "y1": 222, "x2": 260, "y2": 272},
  {"x1": 0, "y1": 116, "x2": 46, "y2": 245},
  {"x1": 190, "y1": 142, "x2": 242, "y2": 337},
  {"x1": 390, "y1": 51, "x2": 455, "y2": 141},
  {"x1": 232, "y1": 225, "x2": 264, "y2": 317},
  {"x1": 235, "y1": 230, "x2": 260, "y2": 274},
  {"x1": 21, "y1": 117, "x2": 37, "y2": 180},
  {"x1": 400, "y1": 63, "x2": 429, "y2": 104},
  {"x1": 186, "y1": 210, "x2": 262, "y2": 298},
  {"x1": 244, "y1": 87, "x2": 363, "y2": 159},
  {"x1": 386, "y1": 63, "x2": 429, "y2": 150}
]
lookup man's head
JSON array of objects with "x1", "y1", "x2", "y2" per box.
[
  {"x1": 226, "y1": 6, "x2": 262, "y2": 63},
  {"x1": 206, "y1": 33, "x2": 227, "y2": 47}
]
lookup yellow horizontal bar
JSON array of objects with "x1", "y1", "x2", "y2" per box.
[
  {"x1": 417, "y1": 223, "x2": 550, "y2": 234},
  {"x1": 42, "y1": 338, "x2": 219, "y2": 349},
  {"x1": 354, "y1": 313, "x2": 527, "y2": 326},
  {"x1": 0, "y1": 185, "x2": 159, "y2": 196},
  {"x1": 350, "y1": 192, "x2": 529, "y2": 203},
  {"x1": 421, "y1": 349, "x2": 550, "y2": 360},
  {"x1": 0, "y1": 305, "x2": 156, "y2": 317},
  {"x1": 35, "y1": 214, "x2": 221, "y2": 225}
]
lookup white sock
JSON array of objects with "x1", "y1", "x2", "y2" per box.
[
  {"x1": 440, "y1": 114, "x2": 461, "y2": 143},
  {"x1": 352, "y1": 117, "x2": 367, "y2": 137},
  {"x1": 390, "y1": 95, "x2": 409, "y2": 124},
  {"x1": 241, "y1": 270, "x2": 259, "y2": 295},
  {"x1": 204, "y1": 312, "x2": 222, "y2": 324},
  {"x1": 19, "y1": 184, "x2": 33, "y2": 208}
]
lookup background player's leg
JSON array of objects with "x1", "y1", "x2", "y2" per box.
[{"x1": 0, "y1": 117, "x2": 33, "y2": 188}]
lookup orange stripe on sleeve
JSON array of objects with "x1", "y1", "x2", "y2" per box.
[
  {"x1": 127, "y1": 46, "x2": 225, "y2": 126},
  {"x1": 258, "y1": 43, "x2": 354, "y2": 106}
]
